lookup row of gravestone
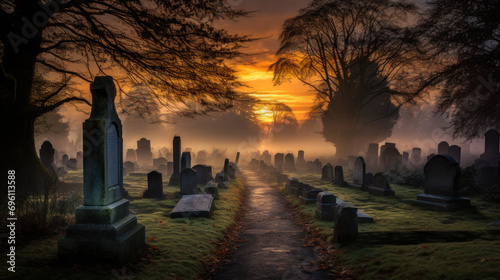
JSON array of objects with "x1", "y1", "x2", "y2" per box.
[
  {"x1": 248, "y1": 152, "x2": 324, "y2": 174},
  {"x1": 39, "y1": 141, "x2": 83, "y2": 177}
]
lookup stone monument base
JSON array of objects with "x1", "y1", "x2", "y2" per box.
[
  {"x1": 413, "y1": 193, "x2": 473, "y2": 211},
  {"x1": 368, "y1": 186, "x2": 395, "y2": 196},
  {"x1": 58, "y1": 199, "x2": 145, "y2": 264}
]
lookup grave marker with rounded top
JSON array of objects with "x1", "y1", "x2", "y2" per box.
[
  {"x1": 40, "y1": 141, "x2": 56, "y2": 176},
  {"x1": 352, "y1": 156, "x2": 367, "y2": 190},
  {"x1": 438, "y1": 141, "x2": 449, "y2": 154},
  {"x1": 181, "y1": 151, "x2": 191, "y2": 171},
  {"x1": 368, "y1": 172, "x2": 395, "y2": 196},
  {"x1": 58, "y1": 76, "x2": 145, "y2": 264},
  {"x1": 144, "y1": 171, "x2": 163, "y2": 198}
]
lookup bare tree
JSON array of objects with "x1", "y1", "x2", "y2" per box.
[
  {"x1": 0, "y1": 0, "x2": 251, "y2": 213},
  {"x1": 269, "y1": 0, "x2": 430, "y2": 159}
]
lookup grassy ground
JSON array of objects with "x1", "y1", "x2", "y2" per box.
[
  {"x1": 282, "y1": 170, "x2": 500, "y2": 280},
  {"x1": 1, "y1": 170, "x2": 245, "y2": 280}
]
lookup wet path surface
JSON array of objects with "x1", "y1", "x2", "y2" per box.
[{"x1": 212, "y1": 170, "x2": 330, "y2": 280}]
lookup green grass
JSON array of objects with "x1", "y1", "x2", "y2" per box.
[
  {"x1": 282, "y1": 170, "x2": 500, "y2": 280},
  {"x1": 2, "y1": 170, "x2": 245, "y2": 280}
]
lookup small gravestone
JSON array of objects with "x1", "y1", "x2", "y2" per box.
[
  {"x1": 181, "y1": 151, "x2": 191, "y2": 171},
  {"x1": 223, "y1": 158, "x2": 230, "y2": 181},
  {"x1": 380, "y1": 147, "x2": 401, "y2": 171},
  {"x1": 126, "y1": 149, "x2": 137, "y2": 163},
  {"x1": 167, "y1": 161, "x2": 174, "y2": 175},
  {"x1": 62, "y1": 154, "x2": 68, "y2": 167},
  {"x1": 402, "y1": 152, "x2": 409, "y2": 163},
  {"x1": 227, "y1": 162, "x2": 236, "y2": 179},
  {"x1": 144, "y1": 171, "x2": 163, "y2": 198},
  {"x1": 333, "y1": 203, "x2": 358, "y2": 245},
  {"x1": 169, "y1": 136, "x2": 181, "y2": 186},
  {"x1": 297, "y1": 150, "x2": 306, "y2": 168},
  {"x1": 369, "y1": 173, "x2": 395, "y2": 196},
  {"x1": 193, "y1": 164, "x2": 213, "y2": 185},
  {"x1": 59, "y1": 76, "x2": 145, "y2": 264},
  {"x1": 410, "y1": 147, "x2": 423, "y2": 167},
  {"x1": 352, "y1": 157, "x2": 367, "y2": 190},
  {"x1": 315, "y1": 192, "x2": 337, "y2": 221},
  {"x1": 438, "y1": 141, "x2": 449, "y2": 155},
  {"x1": 197, "y1": 150, "x2": 207, "y2": 164},
  {"x1": 204, "y1": 181, "x2": 219, "y2": 199},
  {"x1": 334, "y1": 166, "x2": 344, "y2": 185},
  {"x1": 312, "y1": 159, "x2": 322, "y2": 173},
  {"x1": 274, "y1": 153, "x2": 284, "y2": 170},
  {"x1": 284, "y1": 153, "x2": 296, "y2": 171},
  {"x1": 215, "y1": 172, "x2": 225, "y2": 183},
  {"x1": 300, "y1": 187, "x2": 323, "y2": 204},
  {"x1": 136, "y1": 138, "x2": 153, "y2": 167},
  {"x1": 322, "y1": 163, "x2": 334, "y2": 181},
  {"x1": 153, "y1": 157, "x2": 168, "y2": 168},
  {"x1": 40, "y1": 141, "x2": 56, "y2": 176},
  {"x1": 170, "y1": 194, "x2": 214, "y2": 218},
  {"x1": 66, "y1": 158, "x2": 78, "y2": 170},
  {"x1": 414, "y1": 154, "x2": 472, "y2": 211},
  {"x1": 123, "y1": 161, "x2": 135, "y2": 173},
  {"x1": 180, "y1": 168, "x2": 197, "y2": 195}
]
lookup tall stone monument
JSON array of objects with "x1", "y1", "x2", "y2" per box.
[
  {"x1": 169, "y1": 136, "x2": 181, "y2": 186},
  {"x1": 58, "y1": 76, "x2": 145, "y2": 263}
]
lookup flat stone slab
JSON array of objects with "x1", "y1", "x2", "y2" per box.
[
  {"x1": 170, "y1": 194, "x2": 214, "y2": 218},
  {"x1": 413, "y1": 193, "x2": 473, "y2": 211},
  {"x1": 336, "y1": 198, "x2": 374, "y2": 223}
]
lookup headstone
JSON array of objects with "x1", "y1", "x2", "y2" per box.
[
  {"x1": 380, "y1": 147, "x2": 401, "y2": 171},
  {"x1": 181, "y1": 151, "x2": 191, "y2": 171},
  {"x1": 333, "y1": 203, "x2": 358, "y2": 245},
  {"x1": 260, "y1": 150, "x2": 272, "y2": 166},
  {"x1": 39, "y1": 141, "x2": 56, "y2": 176},
  {"x1": 483, "y1": 129, "x2": 500, "y2": 161},
  {"x1": 368, "y1": 173, "x2": 395, "y2": 196},
  {"x1": 215, "y1": 172, "x2": 225, "y2": 183},
  {"x1": 125, "y1": 149, "x2": 137, "y2": 163},
  {"x1": 62, "y1": 154, "x2": 68, "y2": 167},
  {"x1": 312, "y1": 159, "x2": 322, "y2": 173},
  {"x1": 438, "y1": 141, "x2": 449, "y2": 155},
  {"x1": 334, "y1": 166, "x2": 344, "y2": 185},
  {"x1": 192, "y1": 164, "x2": 213, "y2": 185},
  {"x1": 153, "y1": 157, "x2": 168, "y2": 168},
  {"x1": 123, "y1": 161, "x2": 135, "y2": 173},
  {"x1": 223, "y1": 158, "x2": 230, "y2": 181},
  {"x1": 76, "y1": 151, "x2": 83, "y2": 169},
  {"x1": 180, "y1": 168, "x2": 197, "y2": 195},
  {"x1": 274, "y1": 153, "x2": 284, "y2": 170},
  {"x1": 235, "y1": 152, "x2": 240, "y2": 165},
  {"x1": 297, "y1": 150, "x2": 306, "y2": 168},
  {"x1": 352, "y1": 157, "x2": 367, "y2": 190},
  {"x1": 366, "y1": 143, "x2": 379, "y2": 173},
  {"x1": 204, "y1": 181, "x2": 219, "y2": 199},
  {"x1": 170, "y1": 194, "x2": 214, "y2": 218},
  {"x1": 226, "y1": 162, "x2": 236, "y2": 179},
  {"x1": 59, "y1": 76, "x2": 145, "y2": 264},
  {"x1": 144, "y1": 171, "x2": 163, "y2": 198},
  {"x1": 448, "y1": 145, "x2": 461, "y2": 165},
  {"x1": 136, "y1": 138, "x2": 153, "y2": 167},
  {"x1": 300, "y1": 187, "x2": 323, "y2": 204},
  {"x1": 315, "y1": 192, "x2": 337, "y2": 221},
  {"x1": 321, "y1": 163, "x2": 334, "y2": 181},
  {"x1": 284, "y1": 153, "x2": 295, "y2": 171},
  {"x1": 402, "y1": 152, "x2": 409, "y2": 162},
  {"x1": 66, "y1": 158, "x2": 77, "y2": 170},
  {"x1": 168, "y1": 136, "x2": 181, "y2": 186},
  {"x1": 414, "y1": 154, "x2": 472, "y2": 211},
  {"x1": 196, "y1": 150, "x2": 207, "y2": 164},
  {"x1": 410, "y1": 147, "x2": 423, "y2": 167}
]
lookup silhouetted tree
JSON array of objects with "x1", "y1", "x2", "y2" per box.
[
  {"x1": 269, "y1": 0, "x2": 430, "y2": 159},
  {"x1": 264, "y1": 102, "x2": 299, "y2": 144},
  {"x1": 0, "y1": 1, "x2": 251, "y2": 217},
  {"x1": 419, "y1": 0, "x2": 500, "y2": 139}
]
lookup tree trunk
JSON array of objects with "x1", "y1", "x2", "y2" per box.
[{"x1": 334, "y1": 131, "x2": 355, "y2": 160}]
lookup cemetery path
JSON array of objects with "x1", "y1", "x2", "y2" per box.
[{"x1": 212, "y1": 170, "x2": 331, "y2": 280}]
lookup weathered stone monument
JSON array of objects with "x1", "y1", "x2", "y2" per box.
[
  {"x1": 380, "y1": 146, "x2": 401, "y2": 171},
  {"x1": 125, "y1": 148, "x2": 137, "y2": 163},
  {"x1": 62, "y1": 154, "x2": 68, "y2": 167},
  {"x1": 284, "y1": 153, "x2": 296, "y2": 171},
  {"x1": 144, "y1": 171, "x2": 163, "y2": 198},
  {"x1": 180, "y1": 168, "x2": 197, "y2": 195},
  {"x1": 181, "y1": 151, "x2": 191, "y2": 171},
  {"x1": 321, "y1": 163, "x2": 334, "y2": 181},
  {"x1": 196, "y1": 150, "x2": 207, "y2": 164},
  {"x1": 315, "y1": 192, "x2": 337, "y2": 221},
  {"x1": 136, "y1": 138, "x2": 153, "y2": 167},
  {"x1": 410, "y1": 147, "x2": 423, "y2": 167},
  {"x1": 333, "y1": 203, "x2": 358, "y2": 244},
  {"x1": 274, "y1": 153, "x2": 284, "y2": 170},
  {"x1": 59, "y1": 76, "x2": 145, "y2": 263},
  {"x1": 352, "y1": 157, "x2": 367, "y2": 190},
  {"x1": 123, "y1": 161, "x2": 135, "y2": 173},
  {"x1": 40, "y1": 141, "x2": 56, "y2": 176},
  {"x1": 414, "y1": 154, "x2": 472, "y2": 211},
  {"x1": 169, "y1": 136, "x2": 181, "y2": 186},
  {"x1": 438, "y1": 141, "x2": 449, "y2": 155},
  {"x1": 368, "y1": 173, "x2": 395, "y2": 196},
  {"x1": 193, "y1": 164, "x2": 213, "y2": 185},
  {"x1": 153, "y1": 157, "x2": 168, "y2": 168},
  {"x1": 297, "y1": 150, "x2": 306, "y2": 168},
  {"x1": 334, "y1": 166, "x2": 344, "y2": 185}
]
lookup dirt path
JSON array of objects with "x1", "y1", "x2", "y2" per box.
[{"x1": 212, "y1": 170, "x2": 330, "y2": 280}]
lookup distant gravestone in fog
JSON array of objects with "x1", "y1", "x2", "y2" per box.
[
  {"x1": 402, "y1": 152, "x2": 409, "y2": 162},
  {"x1": 144, "y1": 171, "x2": 163, "y2": 198},
  {"x1": 193, "y1": 164, "x2": 213, "y2": 185},
  {"x1": 380, "y1": 147, "x2": 401, "y2": 171},
  {"x1": 196, "y1": 150, "x2": 207, "y2": 164},
  {"x1": 448, "y1": 145, "x2": 461, "y2": 165},
  {"x1": 274, "y1": 153, "x2": 284, "y2": 170},
  {"x1": 126, "y1": 148, "x2": 137, "y2": 163},
  {"x1": 410, "y1": 147, "x2": 422, "y2": 166},
  {"x1": 123, "y1": 161, "x2": 135, "y2": 173},
  {"x1": 315, "y1": 192, "x2": 336, "y2": 221},
  {"x1": 321, "y1": 163, "x2": 334, "y2": 181},
  {"x1": 215, "y1": 172, "x2": 225, "y2": 183},
  {"x1": 169, "y1": 136, "x2": 181, "y2": 186},
  {"x1": 62, "y1": 154, "x2": 68, "y2": 167},
  {"x1": 158, "y1": 163, "x2": 168, "y2": 175},
  {"x1": 40, "y1": 141, "x2": 56, "y2": 175},
  {"x1": 59, "y1": 76, "x2": 144, "y2": 264},
  {"x1": 204, "y1": 181, "x2": 219, "y2": 199},
  {"x1": 123, "y1": 166, "x2": 129, "y2": 177},
  {"x1": 312, "y1": 159, "x2": 322, "y2": 173},
  {"x1": 334, "y1": 166, "x2": 344, "y2": 185},
  {"x1": 76, "y1": 151, "x2": 83, "y2": 169},
  {"x1": 414, "y1": 154, "x2": 471, "y2": 210},
  {"x1": 153, "y1": 157, "x2": 168, "y2": 168},
  {"x1": 366, "y1": 143, "x2": 379, "y2": 172},
  {"x1": 180, "y1": 168, "x2": 197, "y2": 195},
  {"x1": 352, "y1": 157, "x2": 366, "y2": 190},
  {"x1": 297, "y1": 150, "x2": 306, "y2": 168},
  {"x1": 369, "y1": 173, "x2": 395, "y2": 196},
  {"x1": 284, "y1": 153, "x2": 295, "y2": 171},
  {"x1": 223, "y1": 158, "x2": 230, "y2": 181},
  {"x1": 66, "y1": 158, "x2": 77, "y2": 170},
  {"x1": 438, "y1": 141, "x2": 449, "y2": 155},
  {"x1": 347, "y1": 156, "x2": 356, "y2": 171},
  {"x1": 181, "y1": 152, "x2": 191, "y2": 171},
  {"x1": 136, "y1": 138, "x2": 153, "y2": 167}
]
